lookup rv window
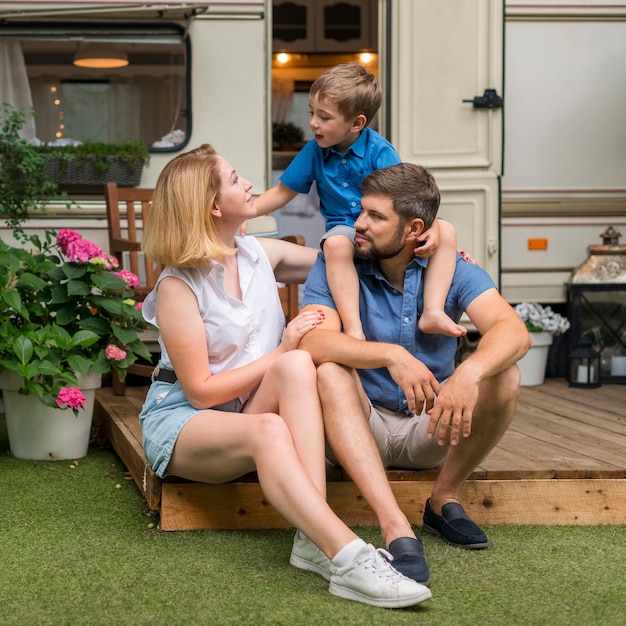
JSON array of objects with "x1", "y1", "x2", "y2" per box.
[{"x1": 1, "y1": 22, "x2": 189, "y2": 151}]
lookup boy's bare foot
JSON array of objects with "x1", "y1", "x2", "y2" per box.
[{"x1": 419, "y1": 310, "x2": 467, "y2": 337}]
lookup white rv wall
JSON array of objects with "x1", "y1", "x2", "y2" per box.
[
  {"x1": 142, "y1": 12, "x2": 267, "y2": 191},
  {"x1": 502, "y1": 9, "x2": 626, "y2": 193}
]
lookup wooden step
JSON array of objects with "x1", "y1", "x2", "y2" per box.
[{"x1": 94, "y1": 384, "x2": 626, "y2": 531}]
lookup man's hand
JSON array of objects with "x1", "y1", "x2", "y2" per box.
[
  {"x1": 386, "y1": 345, "x2": 440, "y2": 414},
  {"x1": 426, "y1": 365, "x2": 480, "y2": 446}
]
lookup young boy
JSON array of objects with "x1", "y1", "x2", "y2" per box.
[{"x1": 255, "y1": 63, "x2": 465, "y2": 338}]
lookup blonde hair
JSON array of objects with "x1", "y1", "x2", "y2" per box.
[
  {"x1": 143, "y1": 144, "x2": 236, "y2": 267},
  {"x1": 310, "y1": 62, "x2": 382, "y2": 124}
]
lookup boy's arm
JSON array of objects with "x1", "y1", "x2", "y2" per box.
[
  {"x1": 414, "y1": 219, "x2": 458, "y2": 259},
  {"x1": 254, "y1": 182, "x2": 298, "y2": 217}
]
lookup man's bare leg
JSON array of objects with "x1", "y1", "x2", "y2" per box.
[
  {"x1": 429, "y1": 365, "x2": 520, "y2": 514},
  {"x1": 317, "y1": 362, "x2": 413, "y2": 546},
  {"x1": 421, "y1": 366, "x2": 520, "y2": 548}
]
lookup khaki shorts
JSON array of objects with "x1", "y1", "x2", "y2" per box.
[{"x1": 327, "y1": 402, "x2": 448, "y2": 470}]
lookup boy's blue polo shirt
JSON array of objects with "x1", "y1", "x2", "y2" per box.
[
  {"x1": 279, "y1": 127, "x2": 400, "y2": 231},
  {"x1": 302, "y1": 253, "x2": 497, "y2": 414}
]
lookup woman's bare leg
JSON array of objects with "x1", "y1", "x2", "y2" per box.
[
  {"x1": 168, "y1": 406, "x2": 356, "y2": 559},
  {"x1": 245, "y1": 350, "x2": 326, "y2": 496}
]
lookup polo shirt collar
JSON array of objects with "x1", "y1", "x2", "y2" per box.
[{"x1": 324, "y1": 128, "x2": 369, "y2": 159}]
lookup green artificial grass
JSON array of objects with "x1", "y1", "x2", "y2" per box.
[{"x1": 1, "y1": 414, "x2": 625, "y2": 626}]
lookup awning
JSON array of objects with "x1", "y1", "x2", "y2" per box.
[{"x1": 0, "y1": 2, "x2": 264, "y2": 21}]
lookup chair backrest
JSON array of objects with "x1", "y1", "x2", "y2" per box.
[
  {"x1": 104, "y1": 182, "x2": 161, "y2": 300},
  {"x1": 278, "y1": 234, "x2": 305, "y2": 322}
]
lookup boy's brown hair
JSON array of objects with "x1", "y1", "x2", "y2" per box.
[{"x1": 310, "y1": 62, "x2": 382, "y2": 125}]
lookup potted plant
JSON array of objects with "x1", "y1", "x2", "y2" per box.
[
  {"x1": 1, "y1": 103, "x2": 154, "y2": 460},
  {"x1": 514, "y1": 302, "x2": 570, "y2": 386},
  {"x1": 0, "y1": 102, "x2": 149, "y2": 193},
  {"x1": 272, "y1": 122, "x2": 306, "y2": 151},
  {"x1": 0, "y1": 228, "x2": 154, "y2": 459},
  {"x1": 35, "y1": 139, "x2": 150, "y2": 188}
]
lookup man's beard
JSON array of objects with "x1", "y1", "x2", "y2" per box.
[{"x1": 355, "y1": 227, "x2": 406, "y2": 260}]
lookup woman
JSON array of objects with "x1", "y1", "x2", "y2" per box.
[{"x1": 139, "y1": 144, "x2": 431, "y2": 608}]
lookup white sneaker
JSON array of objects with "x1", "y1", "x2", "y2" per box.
[
  {"x1": 329, "y1": 543, "x2": 432, "y2": 609},
  {"x1": 289, "y1": 533, "x2": 332, "y2": 581}
]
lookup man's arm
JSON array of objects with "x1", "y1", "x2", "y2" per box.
[
  {"x1": 427, "y1": 288, "x2": 531, "y2": 445},
  {"x1": 299, "y1": 303, "x2": 440, "y2": 414}
]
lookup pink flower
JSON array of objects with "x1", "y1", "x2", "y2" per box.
[
  {"x1": 65, "y1": 238, "x2": 105, "y2": 262},
  {"x1": 105, "y1": 344, "x2": 127, "y2": 361},
  {"x1": 56, "y1": 386, "x2": 87, "y2": 410},
  {"x1": 113, "y1": 269, "x2": 140, "y2": 288},
  {"x1": 56, "y1": 229, "x2": 82, "y2": 254},
  {"x1": 103, "y1": 255, "x2": 119, "y2": 270},
  {"x1": 134, "y1": 302, "x2": 143, "y2": 310}
]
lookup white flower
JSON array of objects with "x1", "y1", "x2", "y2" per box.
[{"x1": 514, "y1": 302, "x2": 570, "y2": 335}]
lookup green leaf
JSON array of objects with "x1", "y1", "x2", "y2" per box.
[
  {"x1": 62, "y1": 263, "x2": 87, "y2": 280},
  {"x1": 66, "y1": 353, "x2": 92, "y2": 374},
  {"x1": 36, "y1": 360, "x2": 62, "y2": 376},
  {"x1": 97, "y1": 299, "x2": 125, "y2": 316},
  {"x1": 131, "y1": 340, "x2": 154, "y2": 361},
  {"x1": 12, "y1": 336, "x2": 33, "y2": 364},
  {"x1": 72, "y1": 329, "x2": 99, "y2": 347},
  {"x1": 77, "y1": 316, "x2": 107, "y2": 332},
  {"x1": 67, "y1": 279, "x2": 91, "y2": 296},
  {"x1": 16, "y1": 272, "x2": 48, "y2": 292},
  {"x1": 51, "y1": 283, "x2": 72, "y2": 303},
  {"x1": 111, "y1": 325, "x2": 138, "y2": 345},
  {"x1": 55, "y1": 305, "x2": 79, "y2": 326},
  {"x1": 92, "y1": 271, "x2": 127, "y2": 291},
  {"x1": 48, "y1": 324, "x2": 72, "y2": 346},
  {"x1": 2, "y1": 289, "x2": 23, "y2": 312}
]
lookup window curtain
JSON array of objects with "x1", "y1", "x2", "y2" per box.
[
  {"x1": 272, "y1": 77, "x2": 294, "y2": 124},
  {"x1": 0, "y1": 41, "x2": 36, "y2": 141},
  {"x1": 29, "y1": 74, "x2": 181, "y2": 145}
]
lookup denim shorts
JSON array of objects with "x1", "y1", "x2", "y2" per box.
[{"x1": 139, "y1": 378, "x2": 244, "y2": 478}]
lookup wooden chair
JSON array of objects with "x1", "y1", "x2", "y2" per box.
[
  {"x1": 104, "y1": 182, "x2": 162, "y2": 395},
  {"x1": 104, "y1": 182, "x2": 161, "y2": 301},
  {"x1": 104, "y1": 183, "x2": 305, "y2": 394},
  {"x1": 277, "y1": 233, "x2": 306, "y2": 321}
]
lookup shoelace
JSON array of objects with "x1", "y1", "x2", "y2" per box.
[{"x1": 358, "y1": 547, "x2": 411, "y2": 582}]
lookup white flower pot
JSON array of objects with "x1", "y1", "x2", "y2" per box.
[
  {"x1": 517, "y1": 331, "x2": 553, "y2": 387},
  {"x1": 0, "y1": 371, "x2": 102, "y2": 460}
]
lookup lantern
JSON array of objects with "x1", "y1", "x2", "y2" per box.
[
  {"x1": 567, "y1": 337, "x2": 601, "y2": 388},
  {"x1": 566, "y1": 226, "x2": 626, "y2": 384}
]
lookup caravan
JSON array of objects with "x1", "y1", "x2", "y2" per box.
[{"x1": 1, "y1": 0, "x2": 625, "y2": 306}]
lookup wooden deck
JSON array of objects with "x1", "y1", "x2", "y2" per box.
[{"x1": 93, "y1": 379, "x2": 626, "y2": 531}]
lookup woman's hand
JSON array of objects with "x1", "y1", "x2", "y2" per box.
[{"x1": 280, "y1": 309, "x2": 325, "y2": 351}]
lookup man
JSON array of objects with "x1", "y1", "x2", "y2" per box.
[{"x1": 299, "y1": 162, "x2": 531, "y2": 586}]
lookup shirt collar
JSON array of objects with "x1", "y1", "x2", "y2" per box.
[
  {"x1": 324, "y1": 127, "x2": 369, "y2": 159},
  {"x1": 358, "y1": 255, "x2": 427, "y2": 274},
  {"x1": 357, "y1": 255, "x2": 427, "y2": 285}
]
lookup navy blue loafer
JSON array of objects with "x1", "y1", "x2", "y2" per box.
[
  {"x1": 387, "y1": 535, "x2": 430, "y2": 586},
  {"x1": 422, "y1": 498, "x2": 488, "y2": 549}
]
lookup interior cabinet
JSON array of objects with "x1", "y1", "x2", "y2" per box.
[{"x1": 273, "y1": 1, "x2": 375, "y2": 52}]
